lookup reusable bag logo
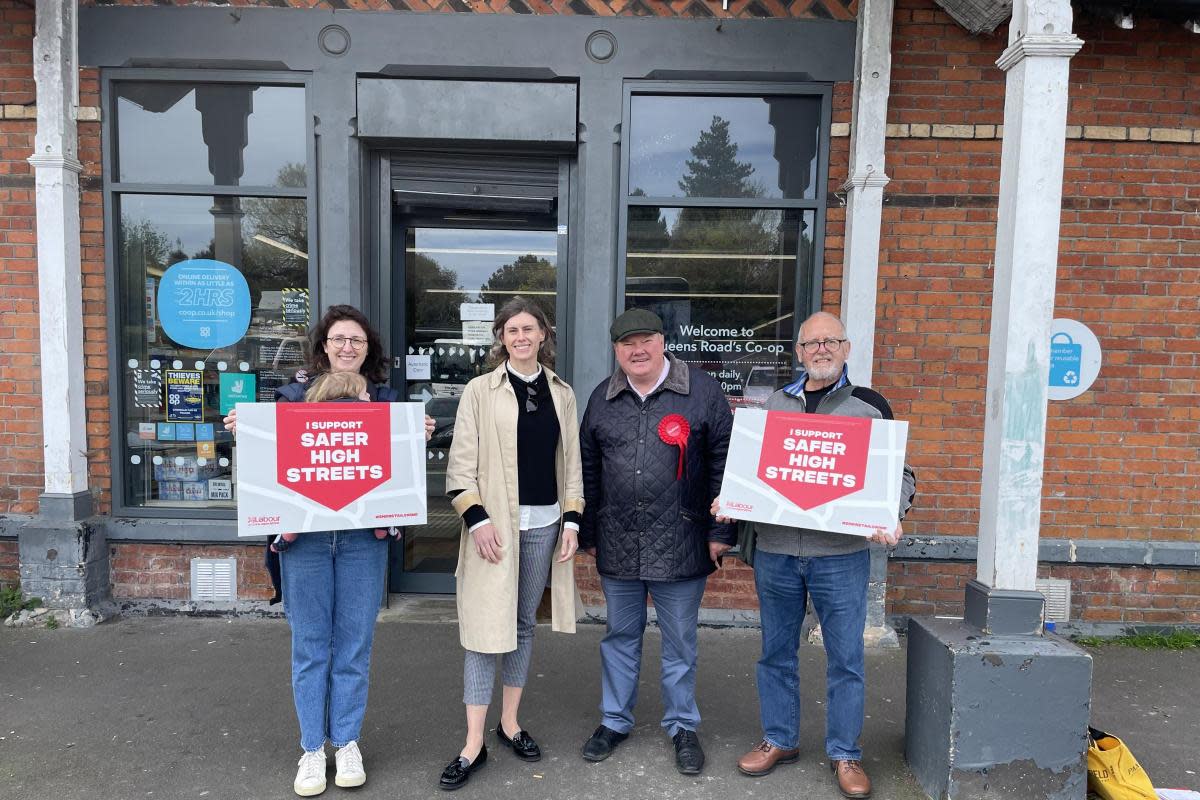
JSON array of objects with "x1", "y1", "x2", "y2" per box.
[{"x1": 1049, "y1": 332, "x2": 1082, "y2": 387}]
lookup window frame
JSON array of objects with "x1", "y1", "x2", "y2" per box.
[
  {"x1": 102, "y1": 68, "x2": 317, "y2": 520},
  {"x1": 616, "y1": 80, "x2": 832, "y2": 356}
]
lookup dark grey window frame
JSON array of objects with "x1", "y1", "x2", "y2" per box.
[
  {"x1": 102, "y1": 68, "x2": 317, "y2": 524},
  {"x1": 615, "y1": 80, "x2": 833, "y2": 354}
]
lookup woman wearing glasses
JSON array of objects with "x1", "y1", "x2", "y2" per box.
[
  {"x1": 439, "y1": 296, "x2": 584, "y2": 790},
  {"x1": 224, "y1": 304, "x2": 433, "y2": 797}
]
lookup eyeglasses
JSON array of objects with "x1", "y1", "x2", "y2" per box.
[
  {"x1": 523, "y1": 382, "x2": 539, "y2": 413},
  {"x1": 799, "y1": 338, "x2": 848, "y2": 354},
  {"x1": 327, "y1": 336, "x2": 368, "y2": 351}
]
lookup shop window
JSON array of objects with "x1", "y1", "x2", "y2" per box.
[
  {"x1": 108, "y1": 79, "x2": 310, "y2": 512},
  {"x1": 622, "y1": 87, "x2": 828, "y2": 406}
]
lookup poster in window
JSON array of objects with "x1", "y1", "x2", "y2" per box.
[
  {"x1": 157, "y1": 259, "x2": 252, "y2": 349},
  {"x1": 131, "y1": 369, "x2": 163, "y2": 409},
  {"x1": 165, "y1": 370, "x2": 204, "y2": 422},
  {"x1": 219, "y1": 372, "x2": 256, "y2": 415},
  {"x1": 281, "y1": 287, "x2": 310, "y2": 328}
]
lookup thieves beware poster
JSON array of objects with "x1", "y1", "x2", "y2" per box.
[
  {"x1": 234, "y1": 402, "x2": 427, "y2": 537},
  {"x1": 717, "y1": 408, "x2": 909, "y2": 537}
]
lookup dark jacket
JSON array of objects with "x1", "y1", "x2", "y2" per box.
[
  {"x1": 264, "y1": 378, "x2": 402, "y2": 603},
  {"x1": 579, "y1": 353, "x2": 735, "y2": 581}
]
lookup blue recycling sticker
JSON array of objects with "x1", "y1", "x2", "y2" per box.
[{"x1": 158, "y1": 259, "x2": 251, "y2": 349}]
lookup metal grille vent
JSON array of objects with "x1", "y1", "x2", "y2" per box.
[
  {"x1": 190, "y1": 558, "x2": 238, "y2": 603},
  {"x1": 1036, "y1": 578, "x2": 1071, "y2": 622}
]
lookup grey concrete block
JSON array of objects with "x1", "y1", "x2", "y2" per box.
[{"x1": 906, "y1": 616, "x2": 1092, "y2": 799}]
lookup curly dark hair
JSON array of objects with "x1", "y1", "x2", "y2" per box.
[
  {"x1": 306, "y1": 304, "x2": 389, "y2": 384},
  {"x1": 486, "y1": 296, "x2": 557, "y2": 369}
]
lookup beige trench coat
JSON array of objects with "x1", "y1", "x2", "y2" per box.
[{"x1": 445, "y1": 363, "x2": 584, "y2": 653}]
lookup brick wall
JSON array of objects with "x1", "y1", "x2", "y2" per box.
[
  {"x1": 0, "y1": 538, "x2": 17, "y2": 586},
  {"x1": 0, "y1": 1, "x2": 41, "y2": 515},
  {"x1": 109, "y1": 542, "x2": 274, "y2": 602},
  {"x1": 888, "y1": 561, "x2": 1200, "y2": 627},
  {"x1": 77, "y1": 0, "x2": 853, "y2": 19}
]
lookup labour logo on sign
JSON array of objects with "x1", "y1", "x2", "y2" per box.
[
  {"x1": 756, "y1": 412, "x2": 870, "y2": 510},
  {"x1": 275, "y1": 403, "x2": 392, "y2": 511}
]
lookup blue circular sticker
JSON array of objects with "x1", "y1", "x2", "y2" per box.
[{"x1": 158, "y1": 259, "x2": 251, "y2": 349}]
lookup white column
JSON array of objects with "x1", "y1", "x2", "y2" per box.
[
  {"x1": 839, "y1": 0, "x2": 894, "y2": 388},
  {"x1": 976, "y1": 1, "x2": 1082, "y2": 591},
  {"x1": 28, "y1": 0, "x2": 89, "y2": 497}
]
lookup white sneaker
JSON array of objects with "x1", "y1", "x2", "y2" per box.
[
  {"x1": 335, "y1": 740, "x2": 366, "y2": 788},
  {"x1": 293, "y1": 749, "x2": 327, "y2": 797}
]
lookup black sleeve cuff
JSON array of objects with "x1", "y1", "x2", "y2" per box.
[
  {"x1": 461, "y1": 504, "x2": 489, "y2": 528},
  {"x1": 563, "y1": 510, "x2": 581, "y2": 527}
]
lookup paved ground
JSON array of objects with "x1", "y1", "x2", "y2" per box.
[{"x1": 1, "y1": 612, "x2": 1197, "y2": 800}]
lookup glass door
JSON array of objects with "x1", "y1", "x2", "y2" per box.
[{"x1": 395, "y1": 225, "x2": 559, "y2": 592}]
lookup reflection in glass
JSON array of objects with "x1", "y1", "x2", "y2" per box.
[
  {"x1": 404, "y1": 227, "x2": 558, "y2": 575},
  {"x1": 117, "y1": 193, "x2": 308, "y2": 509},
  {"x1": 628, "y1": 95, "x2": 821, "y2": 200},
  {"x1": 115, "y1": 83, "x2": 307, "y2": 188},
  {"x1": 625, "y1": 207, "x2": 812, "y2": 405}
]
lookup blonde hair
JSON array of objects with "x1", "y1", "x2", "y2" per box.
[{"x1": 306, "y1": 371, "x2": 369, "y2": 403}]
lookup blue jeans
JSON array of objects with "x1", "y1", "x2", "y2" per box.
[
  {"x1": 280, "y1": 529, "x2": 387, "y2": 751},
  {"x1": 753, "y1": 548, "x2": 869, "y2": 760},
  {"x1": 599, "y1": 574, "x2": 708, "y2": 737}
]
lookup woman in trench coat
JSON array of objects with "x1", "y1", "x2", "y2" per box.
[{"x1": 438, "y1": 296, "x2": 584, "y2": 790}]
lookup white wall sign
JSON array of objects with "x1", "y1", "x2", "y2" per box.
[
  {"x1": 1048, "y1": 318, "x2": 1102, "y2": 400},
  {"x1": 461, "y1": 320, "x2": 492, "y2": 345}
]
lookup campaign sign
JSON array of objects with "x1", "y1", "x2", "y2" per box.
[
  {"x1": 235, "y1": 402, "x2": 428, "y2": 537},
  {"x1": 718, "y1": 409, "x2": 908, "y2": 538},
  {"x1": 158, "y1": 259, "x2": 251, "y2": 349}
]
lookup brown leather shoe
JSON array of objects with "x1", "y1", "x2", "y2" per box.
[
  {"x1": 831, "y1": 759, "x2": 872, "y2": 798},
  {"x1": 737, "y1": 740, "x2": 799, "y2": 777}
]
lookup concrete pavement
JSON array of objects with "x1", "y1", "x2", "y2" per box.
[{"x1": 1, "y1": 612, "x2": 1197, "y2": 800}]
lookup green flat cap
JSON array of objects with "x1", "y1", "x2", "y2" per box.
[{"x1": 610, "y1": 308, "x2": 664, "y2": 342}]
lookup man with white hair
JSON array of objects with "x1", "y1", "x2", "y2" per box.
[{"x1": 725, "y1": 311, "x2": 916, "y2": 798}]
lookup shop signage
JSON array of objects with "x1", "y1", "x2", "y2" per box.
[
  {"x1": 1048, "y1": 318, "x2": 1102, "y2": 400},
  {"x1": 165, "y1": 370, "x2": 204, "y2": 422},
  {"x1": 131, "y1": 369, "x2": 163, "y2": 409},
  {"x1": 234, "y1": 402, "x2": 427, "y2": 537},
  {"x1": 717, "y1": 409, "x2": 909, "y2": 538},
  {"x1": 281, "y1": 287, "x2": 311, "y2": 327},
  {"x1": 459, "y1": 302, "x2": 495, "y2": 321},
  {"x1": 219, "y1": 372, "x2": 256, "y2": 415},
  {"x1": 157, "y1": 259, "x2": 251, "y2": 349}
]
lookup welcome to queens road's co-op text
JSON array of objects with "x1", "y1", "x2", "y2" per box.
[{"x1": 664, "y1": 325, "x2": 788, "y2": 396}]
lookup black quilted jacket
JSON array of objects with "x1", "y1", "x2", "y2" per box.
[{"x1": 579, "y1": 354, "x2": 735, "y2": 581}]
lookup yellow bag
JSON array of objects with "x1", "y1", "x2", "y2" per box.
[{"x1": 1086, "y1": 726, "x2": 1157, "y2": 800}]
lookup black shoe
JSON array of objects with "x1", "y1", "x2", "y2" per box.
[
  {"x1": 672, "y1": 729, "x2": 705, "y2": 775},
  {"x1": 581, "y1": 725, "x2": 628, "y2": 762},
  {"x1": 438, "y1": 744, "x2": 487, "y2": 791},
  {"x1": 497, "y1": 724, "x2": 541, "y2": 762}
]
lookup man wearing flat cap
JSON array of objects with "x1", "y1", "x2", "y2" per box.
[{"x1": 577, "y1": 307, "x2": 735, "y2": 775}]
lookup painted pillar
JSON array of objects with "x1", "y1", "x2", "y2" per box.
[
  {"x1": 840, "y1": 0, "x2": 893, "y2": 390},
  {"x1": 973, "y1": 0, "x2": 1083, "y2": 607},
  {"x1": 21, "y1": 0, "x2": 109, "y2": 620},
  {"x1": 841, "y1": 0, "x2": 897, "y2": 647},
  {"x1": 28, "y1": 0, "x2": 89, "y2": 507},
  {"x1": 904, "y1": 5, "x2": 1091, "y2": 796}
]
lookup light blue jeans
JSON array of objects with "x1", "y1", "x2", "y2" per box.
[
  {"x1": 753, "y1": 548, "x2": 870, "y2": 760},
  {"x1": 598, "y1": 574, "x2": 708, "y2": 737},
  {"x1": 280, "y1": 529, "x2": 387, "y2": 751}
]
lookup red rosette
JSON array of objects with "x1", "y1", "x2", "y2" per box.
[{"x1": 658, "y1": 413, "x2": 691, "y2": 479}]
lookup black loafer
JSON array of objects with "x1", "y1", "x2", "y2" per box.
[
  {"x1": 438, "y1": 744, "x2": 487, "y2": 791},
  {"x1": 581, "y1": 725, "x2": 628, "y2": 762},
  {"x1": 672, "y1": 729, "x2": 705, "y2": 775},
  {"x1": 497, "y1": 724, "x2": 541, "y2": 762}
]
